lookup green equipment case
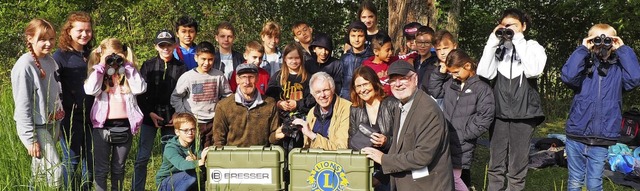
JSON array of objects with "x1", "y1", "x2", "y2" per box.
[
  {"x1": 288, "y1": 148, "x2": 374, "y2": 191},
  {"x1": 205, "y1": 145, "x2": 285, "y2": 191}
]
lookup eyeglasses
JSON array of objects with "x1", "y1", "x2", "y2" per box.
[
  {"x1": 354, "y1": 81, "x2": 371, "y2": 89},
  {"x1": 389, "y1": 73, "x2": 415, "y2": 86},
  {"x1": 313, "y1": 88, "x2": 332, "y2": 97},
  {"x1": 415, "y1": 40, "x2": 432, "y2": 47},
  {"x1": 178, "y1": 128, "x2": 197, "y2": 134}
]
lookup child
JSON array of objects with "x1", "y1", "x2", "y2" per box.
[
  {"x1": 339, "y1": 21, "x2": 374, "y2": 100},
  {"x1": 156, "y1": 113, "x2": 209, "y2": 191},
  {"x1": 358, "y1": 0, "x2": 385, "y2": 43},
  {"x1": 561, "y1": 24, "x2": 640, "y2": 191},
  {"x1": 343, "y1": 0, "x2": 385, "y2": 52},
  {"x1": 132, "y1": 29, "x2": 187, "y2": 191},
  {"x1": 213, "y1": 21, "x2": 245, "y2": 80},
  {"x1": 84, "y1": 38, "x2": 147, "y2": 191},
  {"x1": 428, "y1": 50, "x2": 495, "y2": 191},
  {"x1": 266, "y1": 43, "x2": 315, "y2": 149},
  {"x1": 307, "y1": 32, "x2": 342, "y2": 92},
  {"x1": 171, "y1": 41, "x2": 232, "y2": 148},
  {"x1": 400, "y1": 22, "x2": 422, "y2": 55},
  {"x1": 424, "y1": 29, "x2": 457, "y2": 110},
  {"x1": 260, "y1": 21, "x2": 283, "y2": 76},
  {"x1": 362, "y1": 33, "x2": 395, "y2": 96},
  {"x1": 229, "y1": 41, "x2": 271, "y2": 95},
  {"x1": 53, "y1": 11, "x2": 95, "y2": 189},
  {"x1": 173, "y1": 15, "x2": 199, "y2": 70},
  {"x1": 476, "y1": 9, "x2": 546, "y2": 191},
  {"x1": 12, "y1": 18, "x2": 64, "y2": 188},
  {"x1": 292, "y1": 21, "x2": 315, "y2": 62},
  {"x1": 413, "y1": 26, "x2": 439, "y2": 88}
]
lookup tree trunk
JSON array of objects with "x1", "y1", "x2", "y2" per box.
[
  {"x1": 446, "y1": 0, "x2": 461, "y2": 39},
  {"x1": 388, "y1": 0, "x2": 437, "y2": 54}
]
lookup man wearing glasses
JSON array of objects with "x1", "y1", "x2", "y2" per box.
[
  {"x1": 292, "y1": 72, "x2": 351, "y2": 150},
  {"x1": 362, "y1": 60, "x2": 454, "y2": 190},
  {"x1": 212, "y1": 64, "x2": 282, "y2": 147}
]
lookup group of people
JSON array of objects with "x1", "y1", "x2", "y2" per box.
[{"x1": 11, "y1": 1, "x2": 640, "y2": 190}]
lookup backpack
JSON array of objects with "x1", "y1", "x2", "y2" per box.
[{"x1": 620, "y1": 108, "x2": 640, "y2": 146}]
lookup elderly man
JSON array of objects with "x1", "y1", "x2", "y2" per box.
[
  {"x1": 293, "y1": 72, "x2": 351, "y2": 150},
  {"x1": 212, "y1": 64, "x2": 282, "y2": 147},
  {"x1": 362, "y1": 60, "x2": 454, "y2": 190}
]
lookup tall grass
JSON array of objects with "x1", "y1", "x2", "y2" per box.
[{"x1": 0, "y1": 83, "x2": 36, "y2": 190}]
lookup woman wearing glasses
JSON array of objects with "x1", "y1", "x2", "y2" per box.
[{"x1": 348, "y1": 66, "x2": 399, "y2": 191}]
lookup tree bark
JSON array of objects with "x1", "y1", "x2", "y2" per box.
[
  {"x1": 388, "y1": 0, "x2": 437, "y2": 54},
  {"x1": 446, "y1": 0, "x2": 461, "y2": 39}
]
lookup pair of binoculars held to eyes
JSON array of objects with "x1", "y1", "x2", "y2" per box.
[{"x1": 494, "y1": 26, "x2": 515, "y2": 61}]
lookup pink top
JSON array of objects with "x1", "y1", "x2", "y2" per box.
[
  {"x1": 107, "y1": 78, "x2": 128, "y2": 119},
  {"x1": 84, "y1": 62, "x2": 147, "y2": 133}
]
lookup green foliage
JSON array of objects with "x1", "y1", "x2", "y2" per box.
[{"x1": 0, "y1": 0, "x2": 384, "y2": 83}]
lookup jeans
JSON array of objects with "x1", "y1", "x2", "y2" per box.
[
  {"x1": 60, "y1": 123, "x2": 93, "y2": 190},
  {"x1": 132, "y1": 123, "x2": 175, "y2": 191},
  {"x1": 566, "y1": 138, "x2": 608, "y2": 191},
  {"x1": 158, "y1": 171, "x2": 197, "y2": 191},
  {"x1": 92, "y1": 120, "x2": 132, "y2": 191}
]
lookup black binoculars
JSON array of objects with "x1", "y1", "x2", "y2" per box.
[
  {"x1": 592, "y1": 34, "x2": 613, "y2": 47},
  {"x1": 105, "y1": 53, "x2": 125, "y2": 76},
  {"x1": 495, "y1": 28, "x2": 515, "y2": 41}
]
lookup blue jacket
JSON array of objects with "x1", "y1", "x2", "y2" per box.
[
  {"x1": 561, "y1": 45, "x2": 640, "y2": 145},
  {"x1": 339, "y1": 47, "x2": 373, "y2": 100}
]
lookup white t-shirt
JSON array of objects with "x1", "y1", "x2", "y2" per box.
[{"x1": 220, "y1": 53, "x2": 233, "y2": 80}]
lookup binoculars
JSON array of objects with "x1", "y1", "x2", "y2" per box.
[
  {"x1": 105, "y1": 53, "x2": 125, "y2": 76},
  {"x1": 592, "y1": 34, "x2": 613, "y2": 47},
  {"x1": 495, "y1": 28, "x2": 514, "y2": 41}
]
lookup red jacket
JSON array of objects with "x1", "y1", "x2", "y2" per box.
[{"x1": 229, "y1": 67, "x2": 270, "y2": 95}]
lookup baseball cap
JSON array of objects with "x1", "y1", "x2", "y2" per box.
[
  {"x1": 403, "y1": 22, "x2": 423, "y2": 40},
  {"x1": 388, "y1": 60, "x2": 415, "y2": 76},
  {"x1": 236, "y1": 63, "x2": 259, "y2": 75},
  {"x1": 154, "y1": 29, "x2": 176, "y2": 45}
]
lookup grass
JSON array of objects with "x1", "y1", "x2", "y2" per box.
[{"x1": 0, "y1": 82, "x2": 637, "y2": 190}]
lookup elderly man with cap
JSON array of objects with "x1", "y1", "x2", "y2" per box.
[
  {"x1": 212, "y1": 64, "x2": 282, "y2": 147},
  {"x1": 362, "y1": 60, "x2": 454, "y2": 190},
  {"x1": 293, "y1": 72, "x2": 351, "y2": 150}
]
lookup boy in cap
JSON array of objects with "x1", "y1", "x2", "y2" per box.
[
  {"x1": 339, "y1": 21, "x2": 374, "y2": 100},
  {"x1": 229, "y1": 41, "x2": 271, "y2": 95},
  {"x1": 306, "y1": 32, "x2": 343, "y2": 93},
  {"x1": 133, "y1": 29, "x2": 188, "y2": 191},
  {"x1": 174, "y1": 15, "x2": 199, "y2": 70},
  {"x1": 213, "y1": 63, "x2": 282, "y2": 147},
  {"x1": 401, "y1": 22, "x2": 422, "y2": 55}
]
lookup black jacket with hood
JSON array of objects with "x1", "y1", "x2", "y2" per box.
[{"x1": 429, "y1": 70, "x2": 495, "y2": 169}]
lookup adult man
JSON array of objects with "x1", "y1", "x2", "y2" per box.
[
  {"x1": 362, "y1": 60, "x2": 454, "y2": 190},
  {"x1": 212, "y1": 64, "x2": 282, "y2": 147},
  {"x1": 293, "y1": 72, "x2": 351, "y2": 150}
]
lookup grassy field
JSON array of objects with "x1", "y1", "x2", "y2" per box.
[{"x1": 0, "y1": 82, "x2": 636, "y2": 191}]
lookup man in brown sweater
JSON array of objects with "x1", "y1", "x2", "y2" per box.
[{"x1": 213, "y1": 64, "x2": 283, "y2": 147}]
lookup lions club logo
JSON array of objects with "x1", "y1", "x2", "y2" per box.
[{"x1": 308, "y1": 161, "x2": 349, "y2": 191}]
